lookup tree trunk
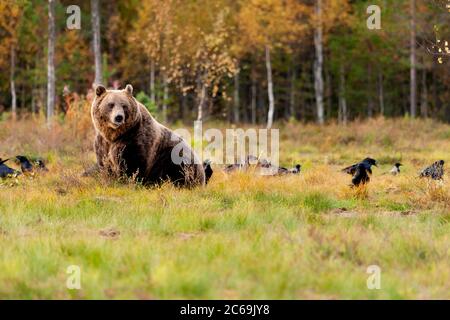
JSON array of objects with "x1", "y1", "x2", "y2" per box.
[
  {"x1": 420, "y1": 68, "x2": 428, "y2": 117},
  {"x1": 432, "y1": 62, "x2": 439, "y2": 117},
  {"x1": 162, "y1": 71, "x2": 168, "y2": 123},
  {"x1": 233, "y1": 70, "x2": 240, "y2": 123},
  {"x1": 180, "y1": 76, "x2": 187, "y2": 122},
  {"x1": 410, "y1": 0, "x2": 417, "y2": 118},
  {"x1": 150, "y1": 60, "x2": 155, "y2": 105},
  {"x1": 325, "y1": 64, "x2": 332, "y2": 119},
  {"x1": 197, "y1": 80, "x2": 206, "y2": 121},
  {"x1": 265, "y1": 45, "x2": 275, "y2": 129},
  {"x1": 289, "y1": 64, "x2": 296, "y2": 119},
  {"x1": 10, "y1": 44, "x2": 17, "y2": 120},
  {"x1": 251, "y1": 65, "x2": 257, "y2": 124},
  {"x1": 31, "y1": 90, "x2": 36, "y2": 114},
  {"x1": 91, "y1": 0, "x2": 103, "y2": 85},
  {"x1": 338, "y1": 63, "x2": 347, "y2": 125},
  {"x1": 47, "y1": 0, "x2": 56, "y2": 122},
  {"x1": 314, "y1": 0, "x2": 324, "y2": 124},
  {"x1": 367, "y1": 62, "x2": 374, "y2": 118},
  {"x1": 378, "y1": 69, "x2": 385, "y2": 116}
]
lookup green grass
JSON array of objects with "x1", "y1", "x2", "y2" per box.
[{"x1": 0, "y1": 117, "x2": 449, "y2": 299}]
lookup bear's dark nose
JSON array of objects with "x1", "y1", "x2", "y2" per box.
[{"x1": 114, "y1": 115, "x2": 124, "y2": 123}]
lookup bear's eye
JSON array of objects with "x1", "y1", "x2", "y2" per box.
[
  {"x1": 122, "y1": 104, "x2": 128, "y2": 110},
  {"x1": 107, "y1": 103, "x2": 114, "y2": 109}
]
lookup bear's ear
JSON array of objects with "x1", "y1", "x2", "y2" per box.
[
  {"x1": 95, "y1": 85, "x2": 106, "y2": 97},
  {"x1": 125, "y1": 84, "x2": 133, "y2": 95}
]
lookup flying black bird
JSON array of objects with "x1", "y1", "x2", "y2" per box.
[
  {"x1": 419, "y1": 160, "x2": 445, "y2": 180},
  {"x1": 389, "y1": 162, "x2": 402, "y2": 176},
  {"x1": 203, "y1": 159, "x2": 213, "y2": 184},
  {"x1": 342, "y1": 158, "x2": 377, "y2": 187},
  {"x1": 35, "y1": 159, "x2": 49, "y2": 172},
  {"x1": 0, "y1": 158, "x2": 20, "y2": 178},
  {"x1": 16, "y1": 155, "x2": 33, "y2": 174}
]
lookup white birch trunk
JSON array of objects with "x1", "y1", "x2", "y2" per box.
[
  {"x1": 265, "y1": 45, "x2": 275, "y2": 129},
  {"x1": 410, "y1": 0, "x2": 417, "y2": 118},
  {"x1": 233, "y1": 70, "x2": 240, "y2": 123},
  {"x1": 10, "y1": 44, "x2": 17, "y2": 120},
  {"x1": 47, "y1": 0, "x2": 56, "y2": 122},
  {"x1": 314, "y1": 0, "x2": 324, "y2": 124},
  {"x1": 91, "y1": 0, "x2": 103, "y2": 85}
]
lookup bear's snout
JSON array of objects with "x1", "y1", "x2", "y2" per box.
[
  {"x1": 110, "y1": 107, "x2": 125, "y2": 127},
  {"x1": 114, "y1": 114, "x2": 124, "y2": 123}
]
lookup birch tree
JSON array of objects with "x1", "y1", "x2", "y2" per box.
[
  {"x1": 239, "y1": 0, "x2": 307, "y2": 128},
  {"x1": 47, "y1": 0, "x2": 56, "y2": 121},
  {"x1": 314, "y1": 0, "x2": 325, "y2": 124},
  {"x1": 91, "y1": 0, "x2": 102, "y2": 85},
  {"x1": 410, "y1": 0, "x2": 417, "y2": 118}
]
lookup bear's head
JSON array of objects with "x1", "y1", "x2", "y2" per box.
[{"x1": 91, "y1": 84, "x2": 142, "y2": 141}]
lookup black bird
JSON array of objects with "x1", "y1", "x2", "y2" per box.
[
  {"x1": 342, "y1": 158, "x2": 377, "y2": 187},
  {"x1": 389, "y1": 162, "x2": 402, "y2": 176},
  {"x1": 276, "y1": 164, "x2": 302, "y2": 175},
  {"x1": 0, "y1": 158, "x2": 20, "y2": 178},
  {"x1": 420, "y1": 160, "x2": 445, "y2": 180},
  {"x1": 342, "y1": 157, "x2": 377, "y2": 175},
  {"x1": 224, "y1": 155, "x2": 259, "y2": 173},
  {"x1": 35, "y1": 159, "x2": 49, "y2": 172},
  {"x1": 203, "y1": 159, "x2": 213, "y2": 184},
  {"x1": 16, "y1": 155, "x2": 33, "y2": 174}
]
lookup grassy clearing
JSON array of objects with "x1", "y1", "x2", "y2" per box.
[{"x1": 0, "y1": 115, "x2": 449, "y2": 299}]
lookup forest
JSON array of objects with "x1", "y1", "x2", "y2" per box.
[
  {"x1": 1, "y1": 0, "x2": 450, "y2": 126},
  {"x1": 1, "y1": 0, "x2": 450, "y2": 300}
]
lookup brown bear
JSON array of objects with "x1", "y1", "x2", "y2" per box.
[{"x1": 90, "y1": 84, "x2": 205, "y2": 187}]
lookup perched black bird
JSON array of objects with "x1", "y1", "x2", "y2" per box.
[
  {"x1": 342, "y1": 157, "x2": 377, "y2": 175},
  {"x1": 342, "y1": 158, "x2": 377, "y2": 187},
  {"x1": 203, "y1": 160, "x2": 213, "y2": 184},
  {"x1": 16, "y1": 155, "x2": 33, "y2": 174},
  {"x1": 351, "y1": 163, "x2": 371, "y2": 186},
  {"x1": 389, "y1": 162, "x2": 402, "y2": 176},
  {"x1": 420, "y1": 160, "x2": 445, "y2": 180},
  {"x1": 291, "y1": 164, "x2": 302, "y2": 174},
  {"x1": 35, "y1": 159, "x2": 49, "y2": 172},
  {"x1": 0, "y1": 158, "x2": 20, "y2": 178}
]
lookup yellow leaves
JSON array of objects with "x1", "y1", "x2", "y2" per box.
[{"x1": 238, "y1": 0, "x2": 310, "y2": 50}]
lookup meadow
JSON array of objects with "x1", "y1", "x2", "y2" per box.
[{"x1": 0, "y1": 112, "x2": 449, "y2": 299}]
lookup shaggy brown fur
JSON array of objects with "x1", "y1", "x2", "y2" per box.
[{"x1": 91, "y1": 84, "x2": 205, "y2": 187}]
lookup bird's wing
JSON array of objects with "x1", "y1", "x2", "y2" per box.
[
  {"x1": 342, "y1": 164, "x2": 357, "y2": 175},
  {"x1": 351, "y1": 166, "x2": 362, "y2": 185},
  {"x1": 352, "y1": 165, "x2": 370, "y2": 186}
]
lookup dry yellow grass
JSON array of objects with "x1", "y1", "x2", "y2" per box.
[{"x1": 0, "y1": 113, "x2": 449, "y2": 299}]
